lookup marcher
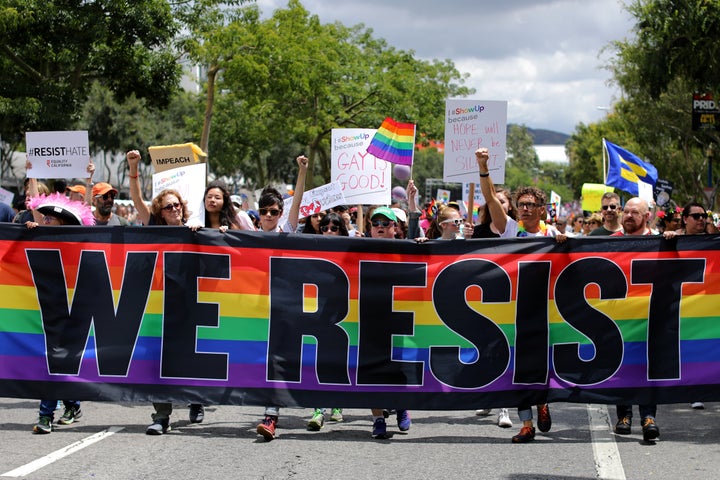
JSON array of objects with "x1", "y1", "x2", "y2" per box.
[
  {"x1": 92, "y1": 182, "x2": 128, "y2": 226},
  {"x1": 254, "y1": 155, "x2": 309, "y2": 441},
  {"x1": 476, "y1": 147, "x2": 563, "y2": 443},
  {"x1": 126, "y1": 149, "x2": 205, "y2": 434}
]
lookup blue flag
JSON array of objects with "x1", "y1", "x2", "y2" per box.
[{"x1": 604, "y1": 139, "x2": 658, "y2": 196}]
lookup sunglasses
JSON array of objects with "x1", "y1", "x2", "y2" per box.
[
  {"x1": 41, "y1": 215, "x2": 61, "y2": 225},
  {"x1": 371, "y1": 219, "x2": 394, "y2": 228},
  {"x1": 441, "y1": 218, "x2": 463, "y2": 226},
  {"x1": 259, "y1": 208, "x2": 281, "y2": 217},
  {"x1": 687, "y1": 212, "x2": 708, "y2": 220},
  {"x1": 320, "y1": 224, "x2": 339, "y2": 233},
  {"x1": 517, "y1": 202, "x2": 542, "y2": 209},
  {"x1": 601, "y1": 204, "x2": 618, "y2": 210},
  {"x1": 95, "y1": 192, "x2": 116, "y2": 201},
  {"x1": 584, "y1": 220, "x2": 598, "y2": 225},
  {"x1": 162, "y1": 202, "x2": 181, "y2": 212}
]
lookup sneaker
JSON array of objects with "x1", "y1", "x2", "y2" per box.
[
  {"x1": 536, "y1": 404, "x2": 552, "y2": 432},
  {"x1": 511, "y1": 426, "x2": 536, "y2": 443},
  {"x1": 641, "y1": 417, "x2": 660, "y2": 441},
  {"x1": 307, "y1": 409, "x2": 324, "y2": 431},
  {"x1": 372, "y1": 417, "x2": 388, "y2": 439},
  {"x1": 396, "y1": 410, "x2": 411, "y2": 431},
  {"x1": 614, "y1": 416, "x2": 631, "y2": 435},
  {"x1": 189, "y1": 404, "x2": 204, "y2": 423},
  {"x1": 475, "y1": 408, "x2": 492, "y2": 416},
  {"x1": 57, "y1": 406, "x2": 82, "y2": 425},
  {"x1": 691, "y1": 402, "x2": 705, "y2": 410},
  {"x1": 257, "y1": 415, "x2": 277, "y2": 441},
  {"x1": 146, "y1": 419, "x2": 171, "y2": 435},
  {"x1": 497, "y1": 408, "x2": 513, "y2": 428},
  {"x1": 330, "y1": 408, "x2": 344, "y2": 422},
  {"x1": 33, "y1": 416, "x2": 53, "y2": 434}
]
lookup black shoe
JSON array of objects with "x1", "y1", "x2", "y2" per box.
[
  {"x1": 146, "y1": 419, "x2": 171, "y2": 435},
  {"x1": 641, "y1": 417, "x2": 659, "y2": 441},
  {"x1": 614, "y1": 416, "x2": 631, "y2": 435},
  {"x1": 536, "y1": 404, "x2": 552, "y2": 433},
  {"x1": 189, "y1": 404, "x2": 204, "y2": 423}
]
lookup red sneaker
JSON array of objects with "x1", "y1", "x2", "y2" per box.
[
  {"x1": 511, "y1": 426, "x2": 536, "y2": 443},
  {"x1": 257, "y1": 415, "x2": 278, "y2": 441}
]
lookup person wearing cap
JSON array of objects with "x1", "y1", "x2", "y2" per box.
[
  {"x1": 92, "y1": 182, "x2": 128, "y2": 226},
  {"x1": 65, "y1": 184, "x2": 86, "y2": 203},
  {"x1": 365, "y1": 206, "x2": 413, "y2": 438}
]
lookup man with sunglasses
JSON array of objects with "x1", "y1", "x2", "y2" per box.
[
  {"x1": 92, "y1": 182, "x2": 128, "y2": 226},
  {"x1": 589, "y1": 192, "x2": 622, "y2": 236},
  {"x1": 476, "y1": 148, "x2": 563, "y2": 443}
]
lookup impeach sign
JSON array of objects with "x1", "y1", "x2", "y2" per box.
[{"x1": 148, "y1": 143, "x2": 206, "y2": 173}]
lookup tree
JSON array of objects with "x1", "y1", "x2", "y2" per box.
[
  {"x1": 0, "y1": 0, "x2": 181, "y2": 182},
  {"x1": 200, "y1": 0, "x2": 473, "y2": 188}
]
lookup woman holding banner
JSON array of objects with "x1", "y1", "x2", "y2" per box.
[{"x1": 255, "y1": 155, "x2": 309, "y2": 441}]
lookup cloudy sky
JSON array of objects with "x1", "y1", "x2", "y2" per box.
[{"x1": 256, "y1": 0, "x2": 636, "y2": 135}]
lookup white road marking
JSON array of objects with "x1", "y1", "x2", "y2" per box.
[
  {"x1": 1, "y1": 426, "x2": 124, "y2": 478},
  {"x1": 587, "y1": 404, "x2": 627, "y2": 480}
]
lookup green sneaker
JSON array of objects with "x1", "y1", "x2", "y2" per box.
[
  {"x1": 330, "y1": 408, "x2": 344, "y2": 422},
  {"x1": 33, "y1": 416, "x2": 53, "y2": 434},
  {"x1": 307, "y1": 409, "x2": 324, "y2": 431},
  {"x1": 57, "y1": 406, "x2": 82, "y2": 425}
]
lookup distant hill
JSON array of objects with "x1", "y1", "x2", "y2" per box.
[{"x1": 511, "y1": 125, "x2": 570, "y2": 145}]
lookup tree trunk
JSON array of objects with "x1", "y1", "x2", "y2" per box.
[{"x1": 200, "y1": 65, "x2": 220, "y2": 155}]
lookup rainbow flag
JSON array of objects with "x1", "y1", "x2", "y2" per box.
[{"x1": 367, "y1": 117, "x2": 416, "y2": 165}]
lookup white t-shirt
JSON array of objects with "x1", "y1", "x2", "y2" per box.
[{"x1": 500, "y1": 217, "x2": 560, "y2": 238}]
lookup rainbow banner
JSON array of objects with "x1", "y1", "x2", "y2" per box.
[
  {"x1": 366, "y1": 117, "x2": 416, "y2": 166},
  {"x1": 1, "y1": 224, "x2": 720, "y2": 409}
]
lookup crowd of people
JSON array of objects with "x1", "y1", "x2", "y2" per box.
[{"x1": 4, "y1": 147, "x2": 719, "y2": 443}]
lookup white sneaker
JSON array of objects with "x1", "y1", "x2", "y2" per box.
[
  {"x1": 497, "y1": 408, "x2": 513, "y2": 428},
  {"x1": 691, "y1": 402, "x2": 705, "y2": 409},
  {"x1": 475, "y1": 409, "x2": 492, "y2": 416}
]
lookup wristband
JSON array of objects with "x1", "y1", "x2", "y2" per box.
[
  {"x1": 479, "y1": 172, "x2": 490, "y2": 177},
  {"x1": 129, "y1": 173, "x2": 139, "y2": 179}
]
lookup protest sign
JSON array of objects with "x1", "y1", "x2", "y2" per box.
[
  {"x1": 444, "y1": 100, "x2": 507, "y2": 184},
  {"x1": 280, "y1": 181, "x2": 347, "y2": 225},
  {"x1": 152, "y1": 163, "x2": 207, "y2": 226},
  {"x1": 331, "y1": 129, "x2": 391, "y2": 205},
  {"x1": 581, "y1": 183, "x2": 615, "y2": 212},
  {"x1": 436, "y1": 188, "x2": 451, "y2": 204},
  {"x1": 148, "y1": 143, "x2": 206, "y2": 173},
  {"x1": 25, "y1": 131, "x2": 90, "y2": 179},
  {"x1": 0, "y1": 187, "x2": 14, "y2": 207}
]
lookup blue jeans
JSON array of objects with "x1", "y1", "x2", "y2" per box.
[{"x1": 39, "y1": 400, "x2": 80, "y2": 420}]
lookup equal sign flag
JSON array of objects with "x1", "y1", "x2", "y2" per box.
[{"x1": 367, "y1": 117, "x2": 416, "y2": 166}]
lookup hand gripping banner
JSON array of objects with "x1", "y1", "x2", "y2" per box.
[{"x1": 0, "y1": 224, "x2": 719, "y2": 409}]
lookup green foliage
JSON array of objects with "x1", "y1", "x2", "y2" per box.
[
  {"x1": 195, "y1": 0, "x2": 473, "y2": 188},
  {"x1": 0, "y1": 0, "x2": 180, "y2": 148}
]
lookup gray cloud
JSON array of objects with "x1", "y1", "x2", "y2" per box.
[{"x1": 257, "y1": 0, "x2": 635, "y2": 134}]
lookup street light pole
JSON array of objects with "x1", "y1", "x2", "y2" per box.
[{"x1": 707, "y1": 144, "x2": 714, "y2": 188}]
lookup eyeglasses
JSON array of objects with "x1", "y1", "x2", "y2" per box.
[
  {"x1": 517, "y1": 202, "x2": 542, "y2": 210},
  {"x1": 687, "y1": 212, "x2": 708, "y2": 220},
  {"x1": 162, "y1": 202, "x2": 181, "y2": 212},
  {"x1": 320, "y1": 224, "x2": 339, "y2": 233},
  {"x1": 371, "y1": 219, "x2": 394, "y2": 227},
  {"x1": 441, "y1": 218, "x2": 463, "y2": 226},
  {"x1": 584, "y1": 220, "x2": 598, "y2": 225},
  {"x1": 601, "y1": 204, "x2": 618, "y2": 211},
  {"x1": 670, "y1": 217, "x2": 682, "y2": 222},
  {"x1": 41, "y1": 215, "x2": 61, "y2": 225},
  {"x1": 95, "y1": 192, "x2": 116, "y2": 201},
  {"x1": 259, "y1": 208, "x2": 281, "y2": 217}
]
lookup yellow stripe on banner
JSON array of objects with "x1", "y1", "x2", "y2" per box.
[{"x1": 0, "y1": 285, "x2": 42, "y2": 310}]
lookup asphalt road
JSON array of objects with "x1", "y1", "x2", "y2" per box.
[{"x1": 0, "y1": 398, "x2": 718, "y2": 479}]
